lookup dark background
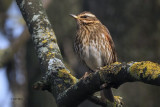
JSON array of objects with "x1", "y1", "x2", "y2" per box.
[{"x1": 0, "y1": 0, "x2": 160, "y2": 107}]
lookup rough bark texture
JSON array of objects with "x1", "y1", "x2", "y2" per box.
[
  {"x1": 16, "y1": 0, "x2": 78, "y2": 105},
  {"x1": 16, "y1": 0, "x2": 160, "y2": 107}
]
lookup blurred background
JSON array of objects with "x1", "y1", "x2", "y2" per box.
[{"x1": 0, "y1": 0, "x2": 160, "y2": 107}]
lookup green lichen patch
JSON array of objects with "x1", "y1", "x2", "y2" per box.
[
  {"x1": 112, "y1": 62, "x2": 122, "y2": 74},
  {"x1": 42, "y1": 39, "x2": 47, "y2": 44},
  {"x1": 58, "y1": 69, "x2": 78, "y2": 85},
  {"x1": 100, "y1": 62, "x2": 122, "y2": 74},
  {"x1": 113, "y1": 62, "x2": 122, "y2": 65},
  {"x1": 114, "y1": 96, "x2": 123, "y2": 107},
  {"x1": 46, "y1": 51, "x2": 55, "y2": 58},
  {"x1": 105, "y1": 99, "x2": 117, "y2": 107},
  {"x1": 129, "y1": 61, "x2": 160, "y2": 80},
  {"x1": 57, "y1": 84, "x2": 63, "y2": 88}
]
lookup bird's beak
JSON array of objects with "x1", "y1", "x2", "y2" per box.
[{"x1": 70, "y1": 14, "x2": 78, "y2": 19}]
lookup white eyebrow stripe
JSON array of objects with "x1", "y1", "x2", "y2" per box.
[{"x1": 84, "y1": 13, "x2": 95, "y2": 17}]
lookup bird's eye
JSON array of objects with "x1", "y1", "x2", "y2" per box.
[{"x1": 80, "y1": 15, "x2": 88, "y2": 18}]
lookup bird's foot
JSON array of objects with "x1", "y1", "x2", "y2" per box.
[
  {"x1": 81, "y1": 72, "x2": 90, "y2": 79},
  {"x1": 100, "y1": 83, "x2": 107, "y2": 90}
]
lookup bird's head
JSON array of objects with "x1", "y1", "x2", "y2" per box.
[{"x1": 70, "y1": 11, "x2": 100, "y2": 25}]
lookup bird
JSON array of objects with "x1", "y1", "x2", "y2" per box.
[{"x1": 70, "y1": 11, "x2": 117, "y2": 102}]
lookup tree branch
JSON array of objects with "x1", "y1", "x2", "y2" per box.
[
  {"x1": 45, "y1": 61, "x2": 160, "y2": 106},
  {"x1": 0, "y1": 28, "x2": 30, "y2": 67},
  {"x1": 16, "y1": 0, "x2": 160, "y2": 107}
]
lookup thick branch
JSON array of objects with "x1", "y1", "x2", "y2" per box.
[
  {"x1": 16, "y1": 0, "x2": 79, "y2": 105},
  {"x1": 46, "y1": 61, "x2": 160, "y2": 106},
  {"x1": 0, "y1": 28, "x2": 30, "y2": 67},
  {"x1": 34, "y1": 61, "x2": 160, "y2": 107}
]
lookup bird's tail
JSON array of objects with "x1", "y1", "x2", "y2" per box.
[{"x1": 101, "y1": 88, "x2": 114, "y2": 102}]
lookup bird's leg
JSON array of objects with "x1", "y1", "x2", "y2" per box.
[
  {"x1": 80, "y1": 68, "x2": 94, "y2": 79},
  {"x1": 84, "y1": 72, "x2": 90, "y2": 78},
  {"x1": 100, "y1": 83, "x2": 108, "y2": 90},
  {"x1": 80, "y1": 72, "x2": 90, "y2": 79}
]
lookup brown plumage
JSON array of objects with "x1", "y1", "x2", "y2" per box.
[{"x1": 71, "y1": 11, "x2": 117, "y2": 102}]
